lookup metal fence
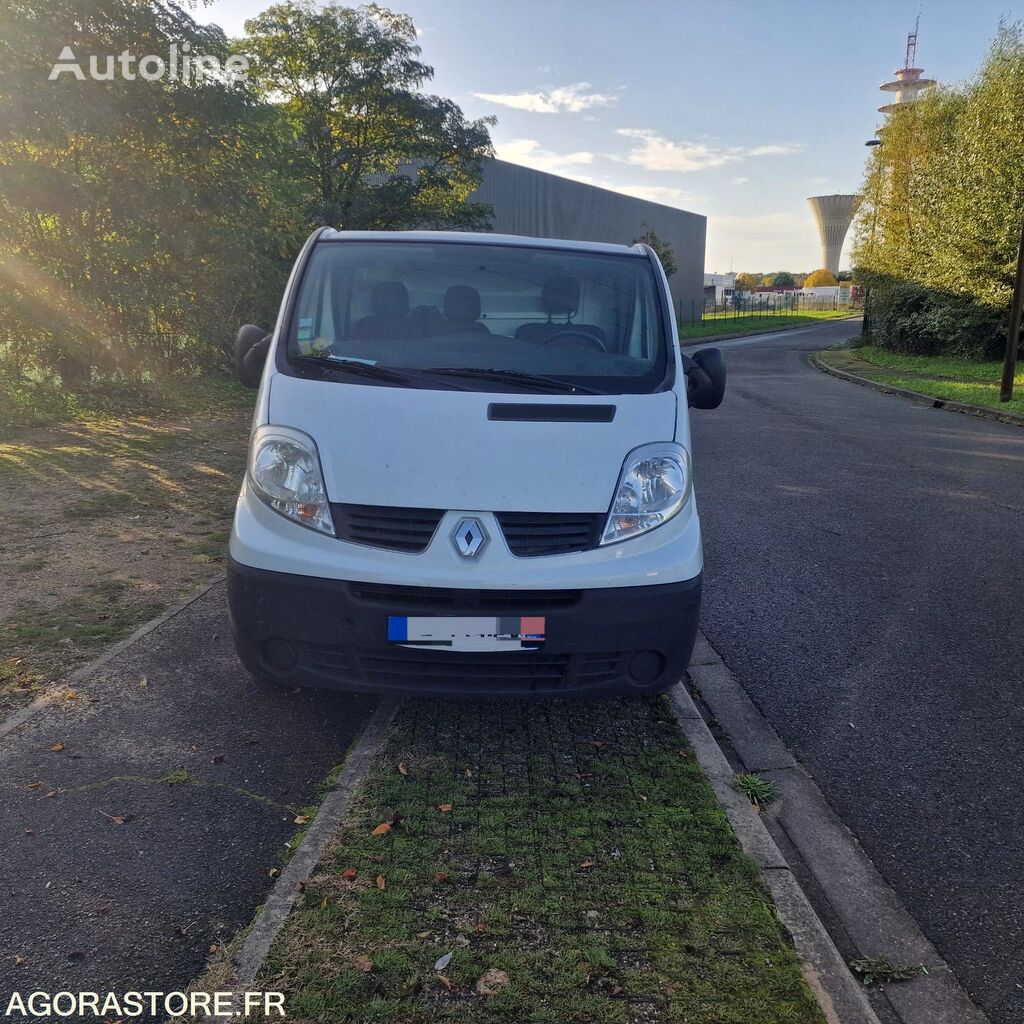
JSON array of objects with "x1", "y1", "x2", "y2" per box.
[{"x1": 678, "y1": 292, "x2": 860, "y2": 327}]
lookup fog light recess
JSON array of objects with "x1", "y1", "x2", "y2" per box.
[{"x1": 628, "y1": 651, "x2": 665, "y2": 685}]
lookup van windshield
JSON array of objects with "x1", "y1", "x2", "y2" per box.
[{"x1": 283, "y1": 240, "x2": 670, "y2": 395}]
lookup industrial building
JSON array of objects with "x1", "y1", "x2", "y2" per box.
[{"x1": 470, "y1": 159, "x2": 706, "y2": 314}]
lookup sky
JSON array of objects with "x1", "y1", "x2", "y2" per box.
[{"x1": 198, "y1": 0, "x2": 1020, "y2": 273}]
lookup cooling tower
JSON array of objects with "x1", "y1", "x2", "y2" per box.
[{"x1": 807, "y1": 194, "x2": 858, "y2": 276}]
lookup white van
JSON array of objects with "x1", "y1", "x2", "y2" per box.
[{"x1": 228, "y1": 229, "x2": 725, "y2": 697}]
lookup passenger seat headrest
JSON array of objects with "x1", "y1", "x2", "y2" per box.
[
  {"x1": 443, "y1": 285, "x2": 482, "y2": 323},
  {"x1": 371, "y1": 281, "x2": 410, "y2": 318},
  {"x1": 541, "y1": 274, "x2": 580, "y2": 318}
]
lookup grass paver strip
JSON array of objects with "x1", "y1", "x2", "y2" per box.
[
  {"x1": 259, "y1": 697, "x2": 824, "y2": 1023},
  {"x1": 679, "y1": 310, "x2": 854, "y2": 341}
]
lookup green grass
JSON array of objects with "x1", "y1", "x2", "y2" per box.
[
  {"x1": 0, "y1": 368, "x2": 250, "y2": 430},
  {"x1": 679, "y1": 309, "x2": 856, "y2": 342},
  {"x1": 257, "y1": 698, "x2": 825, "y2": 1024},
  {"x1": 820, "y1": 345, "x2": 1024, "y2": 417}
]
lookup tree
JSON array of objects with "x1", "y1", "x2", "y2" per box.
[
  {"x1": 735, "y1": 272, "x2": 759, "y2": 292},
  {"x1": 0, "y1": 0, "x2": 304, "y2": 381},
  {"x1": 632, "y1": 226, "x2": 677, "y2": 277},
  {"x1": 240, "y1": 2, "x2": 495, "y2": 230},
  {"x1": 763, "y1": 271, "x2": 795, "y2": 288},
  {"x1": 803, "y1": 268, "x2": 838, "y2": 288}
]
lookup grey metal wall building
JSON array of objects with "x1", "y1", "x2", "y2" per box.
[{"x1": 470, "y1": 159, "x2": 706, "y2": 314}]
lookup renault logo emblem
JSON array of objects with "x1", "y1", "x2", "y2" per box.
[{"x1": 452, "y1": 517, "x2": 487, "y2": 558}]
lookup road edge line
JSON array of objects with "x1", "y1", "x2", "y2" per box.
[
  {"x1": 228, "y1": 697, "x2": 400, "y2": 991},
  {"x1": 809, "y1": 351, "x2": 1024, "y2": 429},
  {"x1": 666, "y1": 684, "x2": 880, "y2": 1024},
  {"x1": 0, "y1": 574, "x2": 227, "y2": 743}
]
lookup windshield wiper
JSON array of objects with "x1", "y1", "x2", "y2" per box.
[
  {"x1": 290, "y1": 354, "x2": 460, "y2": 389},
  {"x1": 423, "y1": 367, "x2": 603, "y2": 395}
]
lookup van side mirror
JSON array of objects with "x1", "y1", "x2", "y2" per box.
[
  {"x1": 683, "y1": 347, "x2": 726, "y2": 410},
  {"x1": 235, "y1": 325, "x2": 271, "y2": 389}
]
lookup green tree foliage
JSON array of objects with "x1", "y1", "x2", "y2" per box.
[
  {"x1": 854, "y1": 22, "x2": 1024, "y2": 359},
  {"x1": 763, "y1": 271, "x2": 795, "y2": 288},
  {"x1": 804, "y1": 269, "x2": 838, "y2": 288},
  {"x1": 632, "y1": 226, "x2": 677, "y2": 277},
  {"x1": 240, "y1": 2, "x2": 495, "y2": 230},
  {"x1": 734, "y1": 272, "x2": 759, "y2": 292},
  {"x1": 0, "y1": 0, "x2": 305, "y2": 382}
]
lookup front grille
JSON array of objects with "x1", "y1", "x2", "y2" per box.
[
  {"x1": 331, "y1": 503, "x2": 444, "y2": 553},
  {"x1": 349, "y1": 582, "x2": 581, "y2": 610},
  {"x1": 495, "y1": 511, "x2": 605, "y2": 557},
  {"x1": 331, "y1": 503, "x2": 604, "y2": 557}
]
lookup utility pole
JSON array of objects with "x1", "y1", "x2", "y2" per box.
[{"x1": 1000, "y1": 214, "x2": 1024, "y2": 402}]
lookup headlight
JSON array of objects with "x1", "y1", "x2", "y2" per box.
[
  {"x1": 248, "y1": 425, "x2": 334, "y2": 535},
  {"x1": 601, "y1": 444, "x2": 691, "y2": 545}
]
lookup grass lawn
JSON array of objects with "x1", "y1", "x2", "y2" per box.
[
  {"x1": 679, "y1": 309, "x2": 856, "y2": 342},
  {"x1": 256, "y1": 697, "x2": 825, "y2": 1024},
  {"x1": 0, "y1": 372, "x2": 252, "y2": 715},
  {"x1": 819, "y1": 345, "x2": 1024, "y2": 417}
]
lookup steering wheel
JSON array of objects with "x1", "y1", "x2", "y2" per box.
[{"x1": 542, "y1": 329, "x2": 607, "y2": 353}]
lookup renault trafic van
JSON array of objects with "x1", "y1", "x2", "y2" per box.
[{"x1": 228, "y1": 229, "x2": 725, "y2": 696}]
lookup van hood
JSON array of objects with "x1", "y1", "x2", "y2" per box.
[{"x1": 268, "y1": 374, "x2": 677, "y2": 513}]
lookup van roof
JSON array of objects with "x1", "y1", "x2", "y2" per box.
[{"x1": 317, "y1": 228, "x2": 646, "y2": 257}]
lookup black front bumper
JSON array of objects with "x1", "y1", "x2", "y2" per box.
[{"x1": 227, "y1": 558, "x2": 701, "y2": 697}]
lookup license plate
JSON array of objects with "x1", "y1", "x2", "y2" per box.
[{"x1": 387, "y1": 616, "x2": 545, "y2": 652}]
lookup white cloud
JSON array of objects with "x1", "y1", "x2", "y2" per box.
[
  {"x1": 615, "y1": 129, "x2": 804, "y2": 172},
  {"x1": 614, "y1": 184, "x2": 704, "y2": 209},
  {"x1": 495, "y1": 139, "x2": 595, "y2": 176},
  {"x1": 474, "y1": 82, "x2": 615, "y2": 114},
  {"x1": 731, "y1": 176, "x2": 749, "y2": 186}
]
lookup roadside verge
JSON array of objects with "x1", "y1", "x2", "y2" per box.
[{"x1": 810, "y1": 350, "x2": 1024, "y2": 429}]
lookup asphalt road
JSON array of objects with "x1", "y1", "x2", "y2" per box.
[
  {"x1": 690, "y1": 320, "x2": 1024, "y2": 1024},
  {"x1": 0, "y1": 584, "x2": 375, "y2": 1002}
]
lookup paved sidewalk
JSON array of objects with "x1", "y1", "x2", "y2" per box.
[{"x1": 0, "y1": 582, "x2": 375, "y2": 996}]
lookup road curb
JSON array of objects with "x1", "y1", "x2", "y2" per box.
[
  {"x1": 0, "y1": 574, "x2": 227, "y2": 743},
  {"x1": 809, "y1": 351, "x2": 1024, "y2": 429},
  {"x1": 680, "y1": 632, "x2": 990, "y2": 1024},
  {"x1": 227, "y1": 697, "x2": 399, "y2": 993},
  {"x1": 667, "y1": 684, "x2": 880, "y2": 1024}
]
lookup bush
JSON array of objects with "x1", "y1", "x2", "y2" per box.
[{"x1": 804, "y1": 268, "x2": 838, "y2": 288}]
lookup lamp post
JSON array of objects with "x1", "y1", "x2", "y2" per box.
[{"x1": 1000, "y1": 214, "x2": 1024, "y2": 402}]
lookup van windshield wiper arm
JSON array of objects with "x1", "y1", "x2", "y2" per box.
[
  {"x1": 290, "y1": 354, "x2": 461, "y2": 389},
  {"x1": 423, "y1": 366, "x2": 603, "y2": 395}
]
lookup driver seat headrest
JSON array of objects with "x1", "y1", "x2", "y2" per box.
[
  {"x1": 371, "y1": 281, "x2": 410, "y2": 319},
  {"x1": 541, "y1": 274, "x2": 580, "y2": 319}
]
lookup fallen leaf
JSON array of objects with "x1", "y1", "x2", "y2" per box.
[
  {"x1": 433, "y1": 871, "x2": 448, "y2": 882},
  {"x1": 353, "y1": 954, "x2": 374, "y2": 973},
  {"x1": 437, "y1": 974, "x2": 454, "y2": 993},
  {"x1": 416, "y1": 930, "x2": 432, "y2": 938},
  {"x1": 475, "y1": 922, "x2": 486, "y2": 932},
  {"x1": 371, "y1": 822, "x2": 392, "y2": 836},
  {"x1": 25, "y1": 782, "x2": 41, "y2": 790},
  {"x1": 579, "y1": 860, "x2": 596, "y2": 869},
  {"x1": 438, "y1": 803, "x2": 453, "y2": 813},
  {"x1": 397, "y1": 762, "x2": 409, "y2": 776},
  {"x1": 293, "y1": 815, "x2": 308, "y2": 826},
  {"x1": 42, "y1": 790, "x2": 56, "y2": 799},
  {"x1": 64, "y1": 690, "x2": 78, "y2": 700},
  {"x1": 99, "y1": 810, "x2": 133, "y2": 826},
  {"x1": 341, "y1": 867, "x2": 358, "y2": 881},
  {"x1": 376, "y1": 875, "x2": 386, "y2": 890},
  {"x1": 475, "y1": 968, "x2": 510, "y2": 996},
  {"x1": 210, "y1": 754, "x2": 225, "y2": 765},
  {"x1": 139, "y1": 676, "x2": 148, "y2": 688},
  {"x1": 23, "y1": 829, "x2": 34, "y2": 836},
  {"x1": 268, "y1": 867, "x2": 280, "y2": 878},
  {"x1": 434, "y1": 952, "x2": 453, "y2": 971},
  {"x1": 50, "y1": 743, "x2": 65, "y2": 753},
  {"x1": 5, "y1": 657, "x2": 21, "y2": 665},
  {"x1": 209, "y1": 944, "x2": 218, "y2": 954},
  {"x1": 13, "y1": 955, "x2": 26, "y2": 966},
  {"x1": 589, "y1": 740, "x2": 604, "y2": 749}
]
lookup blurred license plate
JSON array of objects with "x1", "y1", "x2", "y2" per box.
[{"x1": 387, "y1": 616, "x2": 545, "y2": 652}]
